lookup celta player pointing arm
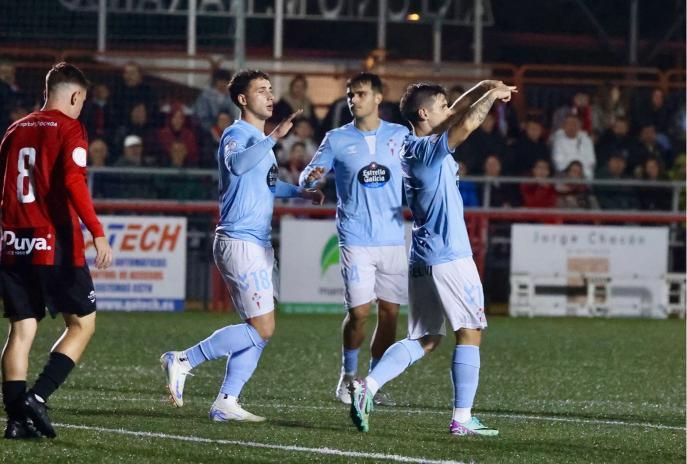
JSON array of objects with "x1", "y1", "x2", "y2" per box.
[{"x1": 349, "y1": 80, "x2": 516, "y2": 436}]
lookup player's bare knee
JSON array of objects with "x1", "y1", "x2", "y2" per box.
[
  {"x1": 65, "y1": 314, "x2": 96, "y2": 340},
  {"x1": 377, "y1": 302, "x2": 399, "y2": 319},
  {"x1": 348, "y1": 305, "x2": 370, "y2": 323}
]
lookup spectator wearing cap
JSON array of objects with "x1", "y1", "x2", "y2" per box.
[
  {"x1": 551, "y1": 113, "x2": 596, "y2": 178},
  {"x1": 115, "y1": 135, "x2": 144, "y2": 167},
  {"x1": 193, "y1": 68, "x2": 239, "y2": 132}
]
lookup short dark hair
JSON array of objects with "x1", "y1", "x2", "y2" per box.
[
  {"x1": 346, "y1": 72, "x2": 383, "y2": 94},
  {"x1": 228, "y1": 69, "x2": 270, "y2": 108},
  {"x1": 45, "y1": 62, "x2": 89, "y2": 96},
  {"x1": 399, "y1": 82, "x2": 446, "y2": 124}
]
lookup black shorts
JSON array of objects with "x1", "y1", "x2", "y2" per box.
[{"x1": 1, "y1": 264, "x2": 96, "y2": 321}]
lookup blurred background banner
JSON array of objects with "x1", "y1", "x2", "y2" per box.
[
  {"x1": 510, "y1": 224, "x2": 669, "y2": 318},
  {"x1": 84, "y1": 215, "x2": 187, "y2": 311}
]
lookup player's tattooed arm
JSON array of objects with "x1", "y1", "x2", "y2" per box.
[
  {"x1": 448, "y1": 80, "x2": 504, "y2": 119},
  {"x1": 442, "y1": 84, "x2": 516, "y2": 149}
]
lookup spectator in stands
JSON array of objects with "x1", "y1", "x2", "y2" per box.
[
  {"x1": 551, "y1": 91, "x2": 592, "y2": 134},
  {"x1": 556, "y1": 160, "x2": 597, "y2": 209},
  {"x1": 595, "y1": 152, "x2": 639, "y2": 210},
  {"x1": 112, "y1": 102, "x2": 159, "y2": 163},
  {"x1": 551, "y1": 113, "x2": 596, "y2": 178},
  {"x1": 638, "y1": 157, "x2": 671, "y2": 211},
  {"x1": 455, "y1": 111, "x2": 507, "y2": 175},
  {"x1": 279, "y1": 141, "x2": 308, "y2": 185},
  {"x1": 0, "y1": 60, "x2": 24, "y2": 133},
  {"x1": 591, "y1": 83, "x2": 629, "y2": 135},
  {"x1": 482, "y1": 154, "x2": 520, "y2": 207},
  {"x1": 88, "y1": 138, "x2": 109, "y2": 167},
  {"x1": 278, "y1": 117, "x2": 317, "y2": 165},
  {"x1": 378, "y1": 84, "x2": 404, "y2": 126},
  {"x1": 506, "y1": 115, "x2": 550, "y2": 175},
  {"x1": 113, "y1": 61, "x2": 158, "y2": 128},
  {"x1": 271, "y1": 74, "x2": 319, "y2": 132},
  {"x1": 595, "y1": 116, "x2": 632, "y2": 170},
  {"x1": 628, "y1": 123, "x2": 670, "y2": 176},
  {"x1": 632, "y1": 88, "x2": 671, "y2": 142},
  {"x1": 167, "y1": 141, "x2": 190, "y2": 168},
  {"x1": 81, "y1": 83, "x2": 115, "y2": 142},
  {"x1": 158, "y1": 103, "x2": 200, "y2": 167},
  {"x1": 200, "y1": 110, "x2": 233, "y2": 167},
  {"x1": 520, "y1": 159, "x2": 557, "y2": 208},
  {"x1": 8, "y1": 101, "x2": 30, "y2": 125},
  {"x1": 669, "y1": 153, "x2": 686, "y2": 211},
  {"x1": 458, "y1": 161, "x2": 480, "y2": 207},
  {"x1": 319, "y1": 94, "x2": 352, "y2": 139},
  {"x1": 193, "y1": 68, "x2": 239, "y2": 132},
  {"x1": 115, "y1": 135, "x2": 144, "y2": 167}
]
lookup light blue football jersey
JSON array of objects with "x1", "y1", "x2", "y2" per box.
[
  {"x1": 300, "y1": 121, "x2": 409, "y2": 246},
  {"x1": 216, "y1": 119, "x2": 300, "y2": 247},
  {"x1": 401, "y1": 131, "x2": 472, "y2": 266}
]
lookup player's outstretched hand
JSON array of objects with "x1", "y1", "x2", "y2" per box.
[
  {"x1": 305, "y1": 166, "x2": 326, "y2": 184},
  {"x1": 93, "y1": 236, "x2": 113, "y2": 270},
  {"x1": 301, "y1": 188, "x2": 325, "y2": 205},
  {"x1": 270, "y1": 109, "x2": 303, "y2": 140},
  {"x1": 490, "y1": 85, "x2": 517, "y2": 103}
]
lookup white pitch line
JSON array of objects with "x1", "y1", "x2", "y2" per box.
[
  {"x1": 55, "y1": 395, "x2": 686, "y2": 432},
  {"x1": 55, "y1": 423, "x2": 466, "y2": 464}
]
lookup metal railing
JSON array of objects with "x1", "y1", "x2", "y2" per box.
[{"x1": 87, "y1": 167, "x2": 686, "y2": 212}]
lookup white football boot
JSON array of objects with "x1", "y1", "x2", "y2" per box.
[
  {"x1": 160, "y1": 351, "x2": 193, "y2": 407},
  {"x1": 209, "y1": 395, "x2": 266, "y2": 422}
]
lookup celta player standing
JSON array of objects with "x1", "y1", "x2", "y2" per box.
[{"x1": 300, "y1": 73, "x2": 408, "y2": 406}]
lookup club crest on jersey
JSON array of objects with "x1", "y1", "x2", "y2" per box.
[
  {"x1": 266, "y1": 164, "x2": 278, "y2": 192},
  {"x1": 2, "y1": 230, "x2": 51, "y2": 255},
  {"x1": 357, "y1": 162, "x2": 390, "y2": 188}
]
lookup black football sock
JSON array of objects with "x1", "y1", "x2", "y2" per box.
[
  {"x1": 2, "y1": 380, "x2": 27, "y2": 420},
  {"x1": 30, "y1": 352, "x2": 75, "y2": 402}
]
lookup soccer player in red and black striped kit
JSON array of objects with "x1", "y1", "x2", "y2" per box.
[{"x1": 0, "y1": 62, "x2": 112, "y2": 439}]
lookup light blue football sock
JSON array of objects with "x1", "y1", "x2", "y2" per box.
[
  {"x1": 452, "y1": 345, "x2": 480, "y2": 408},
  {"x1": 342, "y1": 348, "x2": 359, "y2": 376},
  {"x1": 184, "y1": 323, "x2": 263, "y2": 368},
  {"x1": 368, "y1": 338, "x2": 425, "y2": 391},
  {"x1": 220, "y1": 340, "x2": 268, "y2": 397},
  {"x1": 369, "y1": 357, "x2": 380, "y2": 373}
]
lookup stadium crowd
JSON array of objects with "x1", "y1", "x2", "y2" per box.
[{"x1": 0, "y1": 60, "x2": 684, "y2": 209}]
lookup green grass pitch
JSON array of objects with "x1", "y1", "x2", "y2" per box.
[{"x1": 1, "y1": 312, "x2": 685, "y2": 463}]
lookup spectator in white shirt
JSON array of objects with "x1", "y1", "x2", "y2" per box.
[{"x1": 551, "y1": 113, "x2": 596, "y2": 178}]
